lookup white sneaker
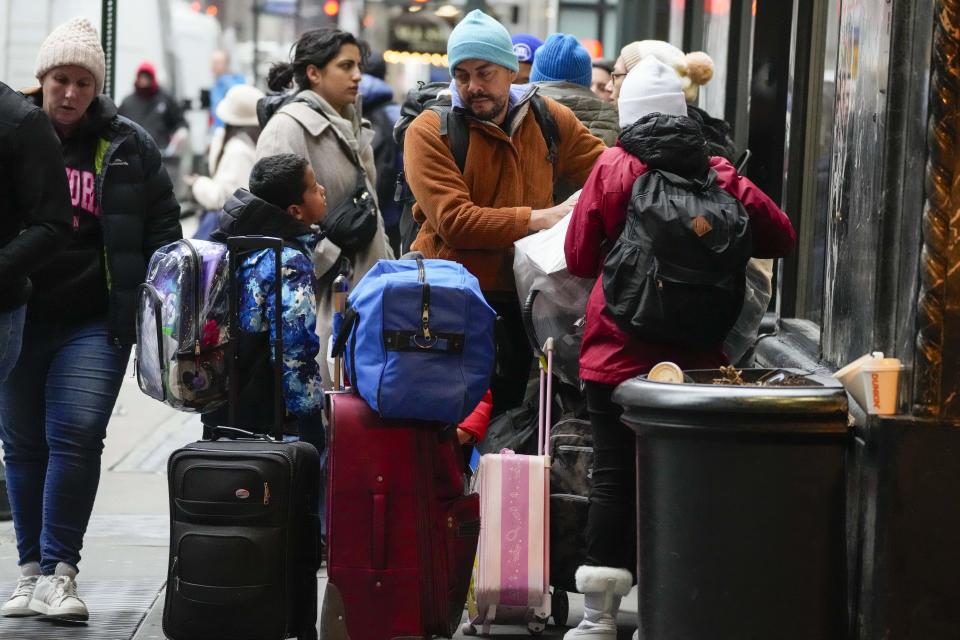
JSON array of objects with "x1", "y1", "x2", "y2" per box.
[
  {"x1": 29, "y1": 564, "x2": 88, "y2": 622},
  {"x1": 1, "y1": 563, "x2": 41, "y2": 617}
]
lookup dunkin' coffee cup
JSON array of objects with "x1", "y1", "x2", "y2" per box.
[
  {"x1": 860, "y1": 358, "x2": 902, "y2": 415},
  {"x1": 833, "y1": 352, "x2": 883, "y2": 410}
]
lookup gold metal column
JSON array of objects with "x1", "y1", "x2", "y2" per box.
[{"x1": 915, "y1": 0, "x2": 960, "y2": 418}]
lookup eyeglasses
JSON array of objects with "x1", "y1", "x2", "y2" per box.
[{"x1": 611, "y1": 72, "x2": 628, "y2": 82}]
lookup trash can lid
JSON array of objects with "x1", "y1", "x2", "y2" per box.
[{"x1": 613, "y1": 368, "x2": 849, "y2": 433}]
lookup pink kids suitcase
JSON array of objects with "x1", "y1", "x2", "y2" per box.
[{"x1": 464, "y1": 339, "x2": 555, "y2": 636}]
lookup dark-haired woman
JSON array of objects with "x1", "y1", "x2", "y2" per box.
[
  {"x1": 257, "y1": 27, "x2": 393, "y2": 389},
  {"x1": 0, "y1": 17, "x2": 181, "y2": 622}
]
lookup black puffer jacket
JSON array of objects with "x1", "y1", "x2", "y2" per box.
[
  {"x1": 0, "y1": 82, "x2": 72, "y2": 310},
  {"x1": 26, "y1": 91, "x2": 182, "y2": 346},
  {"x1": 618, "y1": 112, "x2": 710, "y2": 176}
]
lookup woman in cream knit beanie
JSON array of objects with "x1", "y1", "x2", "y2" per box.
[
  {"x1": 34, "y1": 17, "x2": 106, "y2": 95},
  {"x1": 614, "y1": 40, "x2": 714, "y2": 104}
]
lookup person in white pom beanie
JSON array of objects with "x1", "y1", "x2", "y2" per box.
[
  {"x1": 561, "y1": 43, "x2": 796, "y2": 640},
  {"x1": 0, "y1": 16, "x2": 182, "y2": 624},
  {"x1": 616, "y1": 57, "x2": 688, "y2": 128},
  {"x1": 611, "y1": 39, "x2": 737, "y2": 161}
]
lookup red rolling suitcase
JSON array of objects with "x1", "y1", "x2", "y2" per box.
[{"x1": 325, "y1": 277, "x2": 480, "y2": 640}]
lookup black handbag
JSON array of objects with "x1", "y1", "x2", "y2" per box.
[{"x1": 321, "y1": 171, "x2": 378, "y2": 254}]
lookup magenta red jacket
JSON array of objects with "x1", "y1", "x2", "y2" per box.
[{"x1": 564, "y1": 140, "x2": 796, "y2": 386}]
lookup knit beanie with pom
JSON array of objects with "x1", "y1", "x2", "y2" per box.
[
  {"x1": 619, "y1": 40, "x2": 714, "y2": 104},
  {"x1": 35, "y1": 17, "x2": 106, "y2": 94},
  {"x1": 530, "y1": 34, "x2": 593, "y2": 87}
]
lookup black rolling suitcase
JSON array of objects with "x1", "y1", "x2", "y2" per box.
[{"x1": 162, "y1": 236, "x2": 322, "y2": 640}]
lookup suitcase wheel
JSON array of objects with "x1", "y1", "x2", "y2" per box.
[
  {"x1": 551, "y1": 589, "x2": 569, "y2": 627},
  {"x1": 461, "y1": 622, "x2": 478, "y2": 636},
  {"x1": 527, "y1": 619, "x2": 546, "y2": 635}
]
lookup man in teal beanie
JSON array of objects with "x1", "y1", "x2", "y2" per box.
[
  {"x1": 402, "y1": 9, "x2": 606, "y2": 415},
  {"x1": 447, "y1": 10, "x2": 520, "y2": 74}
]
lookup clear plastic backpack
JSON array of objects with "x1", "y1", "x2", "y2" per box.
[{"x1": 136, "y1": 239, "x2": 230, "y2": 412}]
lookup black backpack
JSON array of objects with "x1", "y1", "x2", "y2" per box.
[
  {"x1": 602, "y1": 168, "x2": 752, "y2": 349},
  {"x1": 392, "y1": 81, "x2": 561, "y2": 254}
]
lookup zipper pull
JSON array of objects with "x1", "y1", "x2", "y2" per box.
[
  {"x1": 194, "y1": 340, "x2": 201, "y2": 357},
  {"x1": 421, "y1": 303, "x2": 431, "y2": 340},
  {"x1": 657, "y1": 278, "x2": 664, "y2": 291},
  {"x1": 263, "y1": 482, "x2": 271, "y2": 505},
  {"x1": 394, "y1": 172, "x2": 405, "y2": 202}
]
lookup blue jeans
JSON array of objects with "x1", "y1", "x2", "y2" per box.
[
  {"x1": 0, "y1": 316, "x2": 130, "y2": 574},
  {"x1": 0, "y1": 305, "x2": 26, "y2": 384}
]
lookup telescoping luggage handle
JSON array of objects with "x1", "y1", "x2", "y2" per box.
[
  {"x1": 332, "y1": 274, "x2": 349, "y2": 390},
  {"x1": 538, "y1": 337, "x2": 554, "y2": 458},
  {"x1": 226, "y1": 236, "x2": 285, "y2": 441}
]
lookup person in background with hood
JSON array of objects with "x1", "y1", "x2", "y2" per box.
[
  {"x1": 561, "y1": 57, "x2": 795, "y2": 640},
  {"x1": 0, "y1": 17, "x2": 181, "y2": 623},
  {"x1": 511, "y1": 33, "x2": 543, "y2": 84},
  {"x1": 118, "y1": 60, "x2": 189, "y2": 153},
  {"x1": 257, "y1": 27, "x2": 393, "y2": 389},
  {"x1": 359, "y1": 51, "x2": 402, "y2": 255}
]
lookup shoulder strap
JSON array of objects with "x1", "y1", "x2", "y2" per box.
[
  {"x1": 432, "y1": 105, "x2": 470, "y2": 174},
  {"x1": 529, "y1": 95, "x2": 560, "y2": 166}
]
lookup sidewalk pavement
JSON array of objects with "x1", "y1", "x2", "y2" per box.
[{"x1": 0, "y1": 358, "x2": 637, "y2": 640}]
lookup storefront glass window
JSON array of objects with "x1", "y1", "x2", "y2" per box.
[
  {"x1": 798, "y1": 0, "x2": 842, "y2": 324},
  {"x1": 670, "y1": 0, "x2": 685, "y2": 49},
  {"x1": 558, "y1": 8, "x2": 599, "y2": 43},
  {"x1": 700, "y1": 0, "x2": 730, "y2": 118}
]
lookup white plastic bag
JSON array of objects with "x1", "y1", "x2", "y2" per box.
[{"x1": 513, "y1": 214, "x2": 593, "y2": 386}]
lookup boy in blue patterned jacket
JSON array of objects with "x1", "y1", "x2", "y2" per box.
[{"x1": 202, "y1": 153, "x2": 330, "y2": 435}]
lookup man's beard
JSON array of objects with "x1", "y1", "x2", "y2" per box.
[{"x1": 465, "y1": 92, "x2": 508, "y2": 122}]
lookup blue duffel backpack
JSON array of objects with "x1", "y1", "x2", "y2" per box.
[{"x1": 333, "y1": 258, "x2": 496, "y2": 423}]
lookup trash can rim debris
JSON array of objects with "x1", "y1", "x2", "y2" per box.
[{"x1": 613, "y1": 367, "x2": 849, "y2": 424}]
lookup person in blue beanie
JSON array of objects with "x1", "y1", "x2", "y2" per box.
[
  {"x1": 531, "y1": 34, "x2": 619, "y2": 198},
  {"x1": 401, "y1": 10, "x2": 606, "y2": 415},
  {"x1": 511, "y1": 33, "x2": 543, "y2": 84}
]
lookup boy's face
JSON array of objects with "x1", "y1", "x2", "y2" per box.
[{"x1": 290, "y1": 165, "x2": 327, "y2": 225}]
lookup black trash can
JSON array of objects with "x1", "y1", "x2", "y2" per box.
[{"x1": 613, "y1": 368, "x2": 850, "y2": 640}]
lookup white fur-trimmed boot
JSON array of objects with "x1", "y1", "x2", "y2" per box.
[{"x1": 562, "y1": 565, "x2": 633, "y2": 640}]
